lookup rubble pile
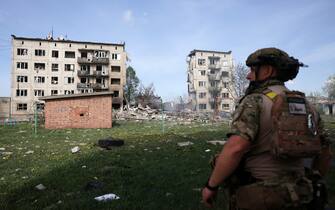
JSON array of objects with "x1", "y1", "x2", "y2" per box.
[{"x1": 114, "y1": 105, "x2": 231, "y2": 123}]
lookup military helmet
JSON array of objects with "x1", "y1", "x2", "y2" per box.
[{"x1": 246, "y1": 47, "x2": 306, "y2": 81}]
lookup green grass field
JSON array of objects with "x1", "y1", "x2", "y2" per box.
[{"x1": 0, "y1": 118, "x2": 334, "y2": 210}]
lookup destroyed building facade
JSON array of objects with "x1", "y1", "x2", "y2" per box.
[
  {"x1": 10, "y1": 35, "x2": 127, "y2": 120},
  {"x1": 187, "y1": 49, "x2": 235, "y2": 112}
]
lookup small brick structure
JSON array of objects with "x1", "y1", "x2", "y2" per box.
[{"x1": 40, "y1": 92, "x2": 113, "y2": 129}]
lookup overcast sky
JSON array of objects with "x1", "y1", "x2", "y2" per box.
[{"x1": 0, "y1": 0, "x2": 334, "y2": 101}]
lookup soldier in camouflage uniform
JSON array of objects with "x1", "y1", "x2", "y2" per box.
[{"x1": 202, "y1": 48, "x2": 332, "y2": 210}]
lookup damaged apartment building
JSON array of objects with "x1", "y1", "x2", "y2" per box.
[
  {"x1": 187, "y1": 50, "x2": 235, "y2": 112},
  {"x1": 10, "y1": 35, "x2": 127, "y2": 120}
]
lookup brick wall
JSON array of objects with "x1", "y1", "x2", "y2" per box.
[{"x1": 44, "y1": 95, "x2": 112, "y2": 129}]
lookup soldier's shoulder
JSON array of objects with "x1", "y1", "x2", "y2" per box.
[{"x1": 239, "y1": 93, "x2": 263, "y2": 105}]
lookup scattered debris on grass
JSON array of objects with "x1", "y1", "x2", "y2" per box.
[
  {"x1": 35, "y1": 184, "x2": 46, "y2": 191},
  {"x1": 177, "y1": 141, "x2": 194, "y2": 147},
  {"x1": 0, "y1": 147, "x2": 5, "y2": 151},
  {"x1": 205, "y1": 149, "x2": 211, "y2": 152},
  {"x1": 0, "y1": 151, "x2": 13, "y2": 156},
  {"x1": 25, "y1": 150, "x2": 34, "y2": 154},
  {"x1": 207, "y1": 140, "x2": 226, "y2": 146},
  {"x1": 71, "y1": 146, "x2": 80, "y2": 153},
  {"x1": 94, "y1": 193, "x2": 120, "y2": 202},
  {"x1": 97, "y1": 138, "x2": 124, "y2": 150},
  {"x1": 165, "y1": 192, "x2": 173, "y2": 196}
]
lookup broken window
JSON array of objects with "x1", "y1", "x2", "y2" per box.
[
  {"x1": 34, "y1": 90, "x2": 44, "y2": 97},
  {"x1": 198, "y1": 81, "x2": 206, "y2": 87},
  {"x1": 96, "y1": 78, "x2": 102, "y2": 84},
  {"x1": 222, "y1": 71, "x2": 229, "y2": 77},
  {"x1": 17, "y1": 103, "x2": 27, "y2": 111},
  {"x1": 52, "y1": 63, "x2": 59, "y2": 71},
  {"x1": 223, "y1": 61, "x2": 228, "y2": 66},
  {"x1": 34, "y1": 63, "x2": 46, "y2": 71},
  {"x1": 81, "y1": 52, "x2": 87, "y2": 58},
  {"x1": 35, "y1": 49, "x2": 46, "y2": 56},
  {"x1": 36, "y1": 103, "x2": 44, "y2": 111},
  {"x1": 199, "y1": 104, "x2": 207, "y2": 110},
  {"x1": 111, "y1": 53, "x2": 120, "y2": 60},
  {"x1": 199, "y1": 92, "x2": 206, "y2": 98},
  {"x1": 64, "y1": 90, "x2": 75, "y2": 95},
  {"x1": 96, "y1": 65, "x2": 102, "y2": 71},
  {"x1": 111, "y1": 66, "x2": 121, "y2": 72},
  {"x1": 222, "y1": 104, "x2": 229, "y2": 109},
  {"x1": 209, "y1": 57, "x2": 220, "y2": 65},
  {"x1": 65, "y1": 51, "x2": 75, "y2": 58},
  {"x1": 34, "y1": 76, "x2": 45, "y2": 83},
  {"x1": 222, "y1": 93, "x2": 229, "y2": 98},
  {"x1": 16, "y1": 89, "x2": 27, "y2": 96},
  {"x1": 199, "y1": 70, "x2": 206, "y2": 76},
  {"x1": 113, "y1": 90, "x2": 119, "y2": 97},
  {"x1": 198, "y1": 59, "x2": 205, "y2": 65},
  {"x1": 51, "y1": 90, "x2": 58, "y2": 95},
  {"x1": 80, "y1": 65, "x2": 90, "y2": 71},
  {"x1": 111, "y1": 78, "x2": 120, "y2": 85},
  {"x1": 223, "y1": 82, "x2": 229, "y2": 88},
  {"x1": 64, "y1": 64, "x2": 75, "y2": 71},
  {"x1": 17, "y1": 76, "x2": 28, "y2": 83},
  {"x1": 17, "y1": 48, "x2": 28, "y2": 55},
  {"x1": 64, "y1": 77, "x2": 74, "y2": 84},
  {"x1": 17, "y1": 62, "x2": 28, "y2": 69},
  {"x1": 52, "y1": 50, "x2": 59, "y2": 58},
  {"x1": 51, "y1": 77, "x2": 58, "y2": 84},
  {"x1": 210, "y1": 81, "x2": 219, "y2": 87},
  {"x1": 80, "y1": 78, "x2": 88, "y2": 83}
]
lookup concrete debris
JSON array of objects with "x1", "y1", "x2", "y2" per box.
[
  {"x1": 0, "y1": 151, "x2": 13, "y2": 156},
  {"x1": 35, "y1": 184, "x2": 47, "y2": 191},
  {"x1": 113, "y1": 105, "x2": 232, "y2": 122},
  {"x1": 177, "y1": 141, "x2": 194, "y2": 147},
  {"x1": 207, "y1": 140, "x2": 226, "y2": 146},
  {"x1": 25, "y1": 150, "x2": 34, "y2": 154},
  {"x1": 71, "y1": 146, "x2": 80, "y2": 153},
  {"x1": 94, "y1": 193, "x2": 120, "y2": 202}
]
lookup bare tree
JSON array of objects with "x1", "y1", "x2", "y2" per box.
[
  {"x1": 323, "y1": 74, "x2": 335, "y2": 99},
  {"x1": 136, "y1": 83, "x2": 161, "y2": 109},
  {"x1": 230, "y1": 63, "x2": 249, "y2": 100}
]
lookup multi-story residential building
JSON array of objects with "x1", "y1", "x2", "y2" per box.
[
  {"x1": 187, "y1": 49, "x2": 235, "y2": 112},
  {"x1": 10, "y1": 35, "x2": 127, "y2": 119}
]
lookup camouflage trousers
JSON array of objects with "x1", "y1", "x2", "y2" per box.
[{"x1": 229, "y1": 176, "x2": 313, "y2": 210}]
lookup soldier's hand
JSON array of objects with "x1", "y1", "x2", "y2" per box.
[{"x1": 202, "y1": 187, "x2": 217, "y2": 208}]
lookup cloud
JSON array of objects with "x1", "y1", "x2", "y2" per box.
[{"x1": 123, "y1": 10, "x2": 134, "y2": 23}]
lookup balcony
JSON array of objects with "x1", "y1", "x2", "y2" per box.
[
  {"x1": 208, "y1": 64, "x2": 221, "y2": 69},
  {"x1": 77, "y1": 70, "x2": 90, "y2": 77},
  {"x1": 208, "y1": 73, "x2": 221, "y2": 81},
  {"x1": 77, "y1": 57, "x2": 109, "y2": 64},
  {"x1": 77, "y1": 83, "x2": 91, "y2": 89},
  {"x1": 95, "y1": 71, "x2": 109, "y2": 77},
  {"x1": 92, "y1": 83, "x2": 109, "y2": 90}
]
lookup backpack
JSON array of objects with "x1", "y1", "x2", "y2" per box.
[{"x1": 263, "y1": 89, "x2": 321, "y2": 159}]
